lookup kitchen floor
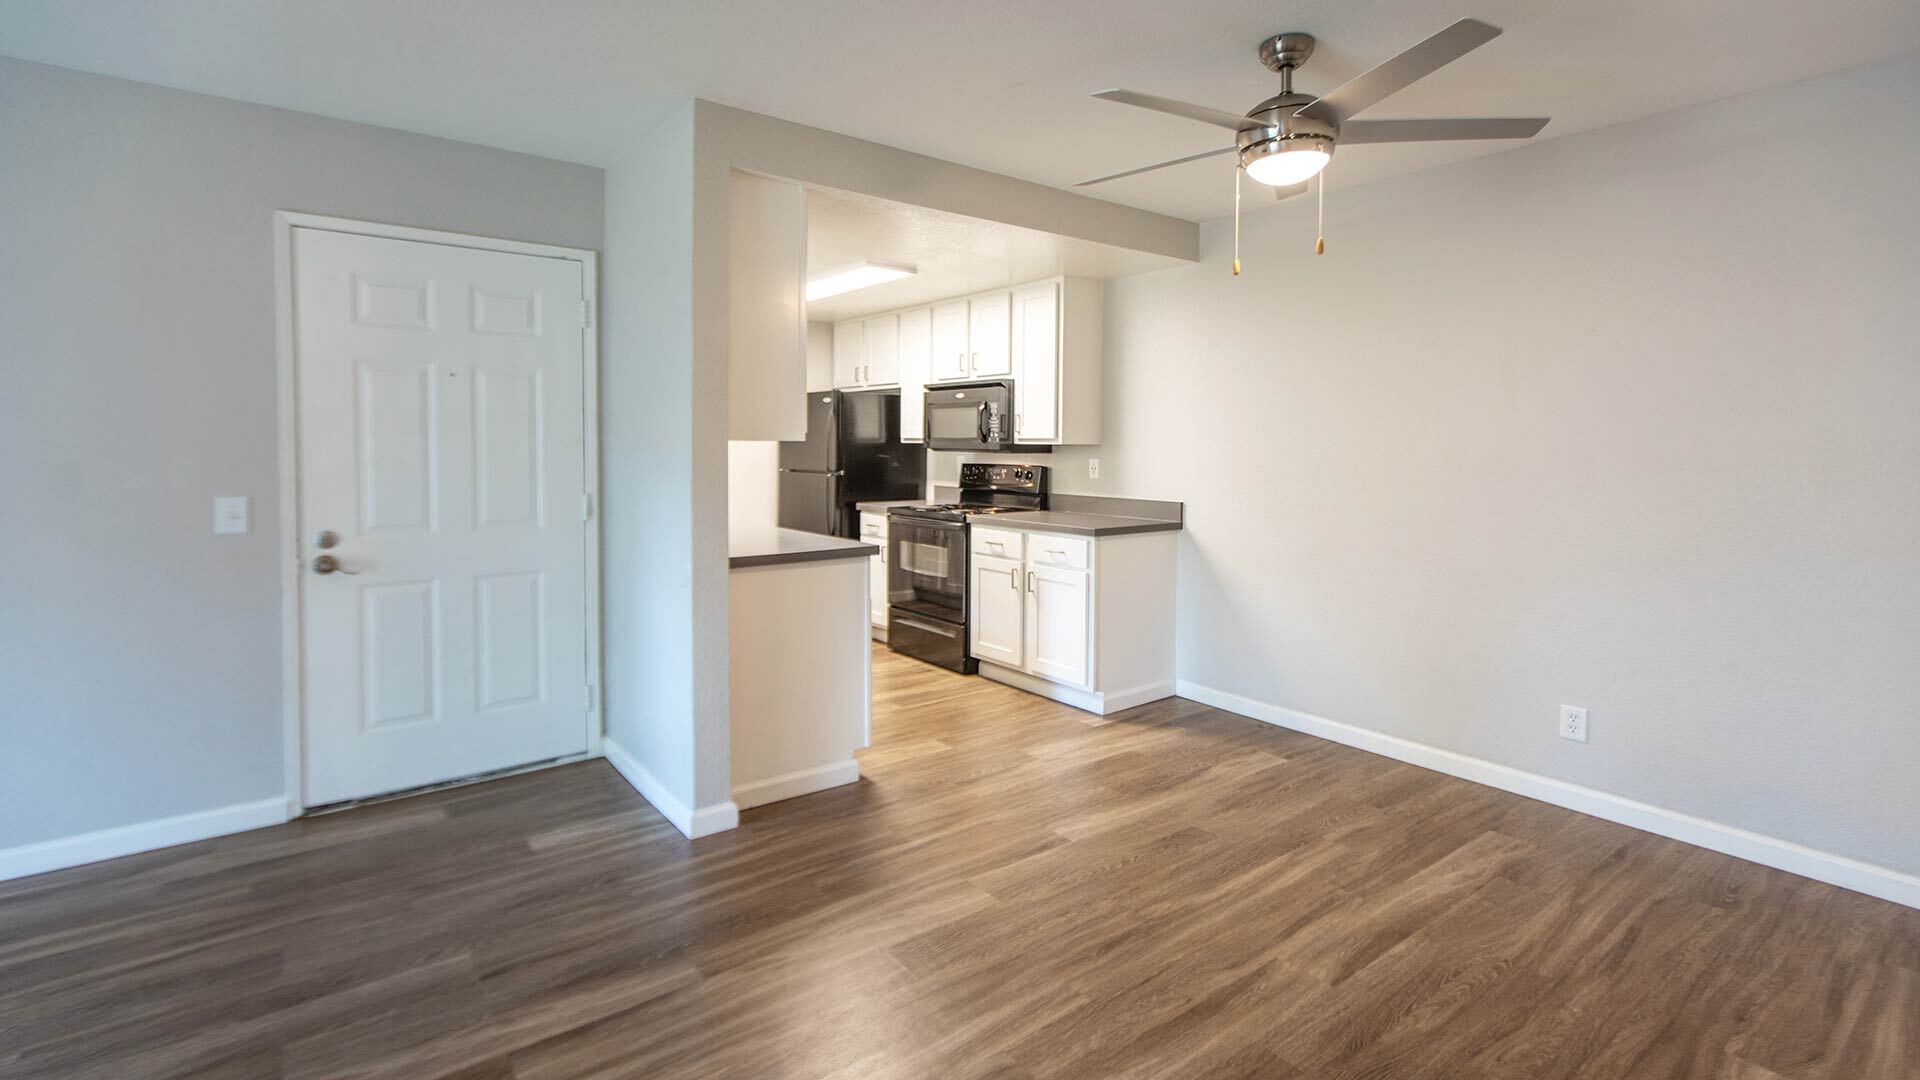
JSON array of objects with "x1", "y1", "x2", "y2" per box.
[{"x1": 4, "y1": 646, "x2": 1916, "y2": 1079}]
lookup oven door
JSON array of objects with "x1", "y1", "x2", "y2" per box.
[
  {"x1": 923, "y1": 383, "x2": 1011, "y2": 451},
  {"x1": 887, "y1": 515, "x2": 968, "y2": 622}
]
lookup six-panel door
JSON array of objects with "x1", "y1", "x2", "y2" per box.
[{"x1": 294, "y1": 228, "x2": 589, "y2": 805}]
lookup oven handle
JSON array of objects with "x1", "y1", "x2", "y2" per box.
[
  {"x1": 893, "y1": 615, "x2": 960, "y2": 639},
  {"x1": 890, "y1": 515, "x2": 966, "y2": 532}
]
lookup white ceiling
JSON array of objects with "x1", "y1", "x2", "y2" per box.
[
  {"x1": 4, "y1": 1, "x2": 1919, "y2": 222},
  {"x1": 802, "y1": 187, "x2": 1187, "y2": 322}
]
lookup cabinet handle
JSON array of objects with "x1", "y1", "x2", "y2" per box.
[
  {"x1": 1047, "y1": 548, "x2": 1066, "y2": 556},
  {"x1": 1009, "y1": 567, "x2": 1018, "y2": 592},
  {"x1": 1027, "y1": 570, "x2": 1035, "y2": 593}
]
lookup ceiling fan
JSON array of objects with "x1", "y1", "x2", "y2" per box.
[{"x1": 1079, "y1": 18, "x2": 1550, "y2": 203}]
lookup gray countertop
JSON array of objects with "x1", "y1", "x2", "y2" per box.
[
  {"x1": 987, "y1": 510, "x2": 1182, "y2": 537},
  {"x1": 729, "y1": 526, "x2": 878, "y2": 569}
]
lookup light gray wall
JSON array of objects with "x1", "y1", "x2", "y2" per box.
[
  {"x1": 1050, "y1": 54, "x2": 1920, "y2": 876},
  {"x1": 0, "y1": 58, "x2": 603, "y2": 849},
  {"x1": 602, "y1": 105, "x2": 701, "y2": 809}
]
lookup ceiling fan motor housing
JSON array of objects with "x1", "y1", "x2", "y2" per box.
[{"x1": 1236, "y1": 91, "x2": 1337, "y2": 173}]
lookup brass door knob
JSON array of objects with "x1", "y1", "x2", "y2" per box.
[{"x1": 312, "y1": 554, "x2": 358, "y2": 575}]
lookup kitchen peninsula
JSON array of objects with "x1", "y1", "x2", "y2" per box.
[{"x1": 727, "y1": 524, "x2": 877, "y2": 810}]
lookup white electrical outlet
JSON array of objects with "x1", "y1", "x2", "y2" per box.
[
  {"x1": 1560, "y1": 705, "x2": 1588, "y2": 743},
  {"x1": 1088, "y1": 458, "x2": 1100, "y2": 480},
  {"x1": 213, "y1": 496, "x2": 251, "y2": 535}
]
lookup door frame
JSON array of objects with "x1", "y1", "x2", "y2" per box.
[{"x1": 272, "y1": 211, "x2": 602, "y2": 815}]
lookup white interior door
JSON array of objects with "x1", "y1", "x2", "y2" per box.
[{"x1": 293, "y1": 227, "x2": 590, "y2": 805}]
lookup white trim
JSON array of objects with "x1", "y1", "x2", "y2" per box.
[
  {"x1": 602, "y1": 738, "x2": 694, "y2": 835},
  {"x1": 0, "y1": 799, "x2": 289, "y2": 883},
  {"x1": 689, "y1": 801, "x2": 741, "y2": 838},
  {"x1": 978, "y1": 662, "x2": 1173, "y2": 716},
  {"x1": 602, "y1": 739, "x2": 739, "y2": 838},
  {"x1": 733, "y1": 759, "x2": 861, "y2": 811},
  {"x1": 273, "y1": 212, "x2": 602, "y2": 812},
  {"x1": 1176, "y1": 680, "x2": 1920, "y2": 911}
]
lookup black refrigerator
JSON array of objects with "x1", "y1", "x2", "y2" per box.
[{"x1": 777, "y1": 389, "x2": 927, "y2": 538}]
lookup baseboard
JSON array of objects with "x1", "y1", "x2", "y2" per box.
[
  {"x1": 978, "y1": 663, "x2": 1173, "y2": 716},
  {"x1": 871, "y1": 624, "x2": 889, "y2": 644},
  {"x1": 733, "y1": 759, "x2": 860, "y2": 811},
  {"x1": 601, "y1": 738, "x2": 737, "y2": 839},
  {"x1": 1176, "y1": 680, "x2": 1920, "y2": 911},
  {"x1": 0, "y1": 797, "x2": 290, "y2": 883}
]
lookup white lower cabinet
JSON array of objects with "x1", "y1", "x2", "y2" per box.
[
  {"x1": 970, "y1": 554, "x2": 1025, "y2": 667},
  {"x1": 968, "y1": 528, "x2": 1175, "y2": 715},
  {"x1": 1025, "y1": 564, "x2": 1089, "y2": 685},
  {"x1": 860, "y1": 512, "x2": 889, "y2": 635}
]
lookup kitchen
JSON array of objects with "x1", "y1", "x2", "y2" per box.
[{"x1": 726, "y1": 182, "x2": 1188, "y2": 811}]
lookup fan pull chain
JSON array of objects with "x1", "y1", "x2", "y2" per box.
[
  {"x1": 1232, "y1": 164, "x2": 1243, "y2": 276},
  {"x1": 1316, "y1": 170, "x2": 1326, "y2": 255}
]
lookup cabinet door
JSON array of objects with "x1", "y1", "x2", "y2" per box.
[
  {"x1": 897, "y1": 307, "x2": 931, "y2": 442},
  {"x1": 967, "y1": 292, "x2": 1011, "y2": 377},
  {"x1": 833, "y1": 320, "x2": 866, "y2": 388},
  {"x1": 931, "y1": 300, "x2": 970, "y2": 382},
  {"x1": 970, "y1": 555, "x2": 1025, "y2": 667},
  {"x1": 864, "y1": 313, "x2": 900, "y2": 386},
  {"x1": 1010, "y1": 282, "x2": 1059, "y2": 442},
  {"x1": 1026, "y1": 564, "x2": 1090, "y2": 686}
]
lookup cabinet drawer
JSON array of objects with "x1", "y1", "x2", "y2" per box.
[
  {"x1": 859, "y1": 514, "x2": 888, "y2": 540},
  {"x1": 970, "y1": 526, "x2": 1024, "y2": 561},
  {"x1": 1026, "y1": 533, "x2": 1089, "y2": 570}
]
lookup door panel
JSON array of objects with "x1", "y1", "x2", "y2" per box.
[
  {"x1": 931, "y1": 300, "x2": 969, "y2": 381},
  {"x1": 1026, "y1": 564, "x2": 1089, "y2": 686},
  {"x1": 864, "y1": 313, "x2": 900, "y2": 386},
  {"x1": 295, "y1": 227, "x2": 588, "y2": 806},
  {"x1": 968, "y1": 292, "x2": 1011, "y2": 377},
  {"x1": 970, "y1": 555, "x2": 1025, "y2": 667},
  {"x1": 833, "y1": 320, "x2": 865, "y2": 387},
  {"x1": 1011, "y1": 282, "x2": 1059, "y2": 443}
]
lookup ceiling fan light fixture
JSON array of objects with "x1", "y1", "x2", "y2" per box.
[{"x1": 1241, "y1": 137, "x2": 1332, "y2": 187}]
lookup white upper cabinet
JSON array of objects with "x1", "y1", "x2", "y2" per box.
[
  {"x1": 832, "y1": 320, "x2": 865, "y2": 389},
  {"x1": 728, "y1": 173, "x2": 808, "y2": 440},
  {"x1": 931, "y1": 300, "x2": 970, "y2": 382},
  {"x1": 967, "y1": 291, "x2": 1012, "y2": 377},
  {"x1": 828, "y1": 276, "x2": 1101, "y2": 445},
  {"x1": 1011, "y1": 281, "x2": 1059, "y2": 443},
  {"x1": 897, "y1": 307, "x2": 931, "y2": 442},
  {"x1": 863, "y1": 313, "x2": 900, "y2": 386}
]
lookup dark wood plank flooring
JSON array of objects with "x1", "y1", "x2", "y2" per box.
[{"x1": 3, "y1": 645, "x2": 1916, "y2": 1078}]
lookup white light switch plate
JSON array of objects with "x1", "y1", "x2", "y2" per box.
[{"x1": 213, "y1": 496, "x2": 250, "y2": 535}]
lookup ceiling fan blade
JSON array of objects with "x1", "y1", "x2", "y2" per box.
[
  {"x1": 1074, "y1": 145, "x2": 1234, "y2": 187},
  {"x1": 1093, "y1": 89, "x2": 1266, "y2": 132},
  {"x1": 1339, "y1": 117, "x2": 1549, "y2": 144},
  {"x1": 1295, "y1": 19, "x2": 1503, "y2": 125},
  {"x1": 1272, "y1": 181, "x2": 1311, "y2": 201}
]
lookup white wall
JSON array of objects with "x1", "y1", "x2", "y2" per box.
[
  {"x1": 1050, "y1": 55, "x2": 1920, "y2": 877},
  {"x1": 601, "y1": 106, "x2": 703, "y2": 812},
  {"x1": 0, "y1": 58, "x2": 603, "y2": 851},
  {"x1": 727, "y1": 442, "x2": 780, "y2": 529}
]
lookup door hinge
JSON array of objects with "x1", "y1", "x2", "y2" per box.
[
  {"x1": 579, "y1": 299, "x2": 592, "y2": 329},
  {"x1": 582, "y1": 493, "x2": 593, "y2": 522}
]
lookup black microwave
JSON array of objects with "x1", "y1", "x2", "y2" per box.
[{"x1": 922, "y1": 381, "x2": 1049, "y2": 453}]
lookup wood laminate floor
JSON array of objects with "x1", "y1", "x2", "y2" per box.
[{"x1": 4, "y1": 646, "x2": 1917, "y2": 1079}]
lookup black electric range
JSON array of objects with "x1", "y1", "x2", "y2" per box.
[{"x1": 885, "y1": 463, "x2": 1048, "y2": 673}]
